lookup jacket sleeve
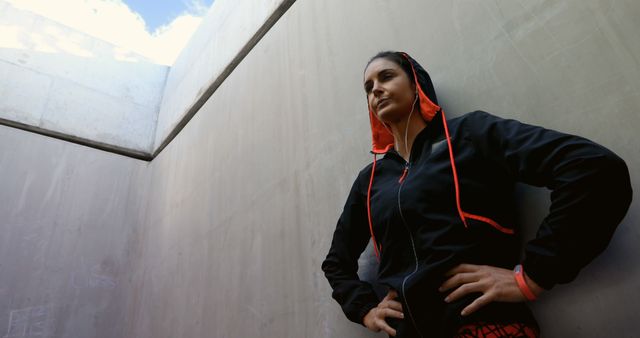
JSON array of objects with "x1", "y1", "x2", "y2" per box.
[
  {"x1": 321, "y1": 170, "x2": 380, "y2": 325},
  {"x1": 468, "y1": 111, "x2": 633, "y2": 289}
]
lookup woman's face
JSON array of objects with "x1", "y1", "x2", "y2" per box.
[{"x1": 364, "y1": 58, "x2": 416, "y2": 123}]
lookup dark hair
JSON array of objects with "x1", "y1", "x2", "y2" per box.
[{"x1": 365, "y1": 51, "x2": 415, "y2": 84}]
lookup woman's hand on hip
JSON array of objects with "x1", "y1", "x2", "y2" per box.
[
  {"x1": 439, "y1": 264, "x2": 544, "y2": 316},
  {"x1": 363, "y1": 289, "x2": 404, "y2": 337}
]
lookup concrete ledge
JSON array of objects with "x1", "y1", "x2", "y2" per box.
[
  {"x1": 0, "y1": 117, "x2": 152, "y2": 161},
  {"x1": 152, "y1": 0, "x2": 297, "y2": 157}
]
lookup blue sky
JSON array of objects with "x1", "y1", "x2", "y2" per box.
[{"x1": 124, "y1": 0, "x2": 215, "y2": 32}]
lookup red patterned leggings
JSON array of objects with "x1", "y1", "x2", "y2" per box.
[{"x1": 455, "y1": 322, "x2": 539, "y2": 338}]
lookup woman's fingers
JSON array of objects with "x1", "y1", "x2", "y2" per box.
[
  {"x1": 444, "y1": 281, "x2": 485, "y2": 303},
  {"x1": 381, "y1": 289, "x2": 403, "y2": 312},
  {"x1": 364, "y1": 290, "x2": 404, "y2": 336},
  {"x1": 383, "y1": 308, "x2": 404, "y2": 319},
  {"x1": 384, "y1": 299, "x2": 404, "y2": 312},
  {"x1": 371, "y1": 307, "x2": 402, "y2": 337},
  {"x1": 376, "y1": 318, "x2": 397, "y2": 337},
  {"x1": 439, "y1": 272, "x2": 478, "y2": 292},
  {"x1": 444, "y1": 263, "x2": 479, "y2": 277},
  {"x1": 440, "y1": 264, "x2": 536, "y2": 316},
  {"x1": 461, "y1": 293, "x2": 493, "y2": 316}
]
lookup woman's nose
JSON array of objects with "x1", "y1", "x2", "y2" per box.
[{"x1": 372, "y1": 82, "x2": 384, "y2": 97}]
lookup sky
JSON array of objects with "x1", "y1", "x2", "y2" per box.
[
  {"x1": 4, "y1": 0, "x2": 215, "y2": 65},
  {"x1": 124, "y1": 0, "x2": 214, "y2": 32}
]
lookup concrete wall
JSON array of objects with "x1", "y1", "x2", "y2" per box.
[
  {"x1": 0, "y1": 125, "x2": 147, "y2": 337},
  {"x1": 1, "y1": 0, "x2": 639, "y2": 337},
  {"x1": 0, "y1": 1, "x2": 168, "y2": 155}
]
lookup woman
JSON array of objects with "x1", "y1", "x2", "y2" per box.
[{"x1": 321, "y1": 51, "x2": 632, "y2": 337}]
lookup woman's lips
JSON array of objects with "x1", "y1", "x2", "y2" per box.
[{"x1": 377, "y1": 98, "x2": 390, "y2": 110}]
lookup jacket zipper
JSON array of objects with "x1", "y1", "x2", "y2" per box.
[{"x1": 397, "y1": 160, "x2": 425, "y2": 338}]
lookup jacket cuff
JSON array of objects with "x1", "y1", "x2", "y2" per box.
[{"x1": 522, "y1": 252, "x2": 561, "y2": 290}]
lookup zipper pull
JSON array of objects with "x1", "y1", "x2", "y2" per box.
[{"x1": 398, "y1": 164, "x2": 409, "y2": 183}]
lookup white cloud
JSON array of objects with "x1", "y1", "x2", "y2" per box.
[
  {"x1": 4, "y1": 0, "x2": 208, "y2": 65},
  {"x1": 149, "y1": 13, "x2": 204, "y2": 65},
  {"x1": 184, "y1": 0, "x2": 210, "y2": 16}
]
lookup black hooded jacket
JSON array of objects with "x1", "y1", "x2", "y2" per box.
[{"x1": 321, "y1": 53, "x2": 633, "y2": 337}]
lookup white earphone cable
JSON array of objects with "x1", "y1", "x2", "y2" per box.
[{"x1": 404, "y1": 92, "x2": 419, "y2": 160}]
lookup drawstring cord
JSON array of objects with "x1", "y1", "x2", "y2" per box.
[
  {"x1": 440, "y1": 109, "x2": 514, "y2": 234},
  {"x1": 440, "y1": 109, "x2": 469, "y2": 228},
  {"x1": 366, "y1": 153, "x2": 382, "y2": 260}
]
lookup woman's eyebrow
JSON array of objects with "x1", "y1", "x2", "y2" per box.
[
  {"x1": 364, "y1": 68, "x2": 395, "y2": 87},
  {"x1": 364, "y1": 68, "x2": 395, "y2": 92}
]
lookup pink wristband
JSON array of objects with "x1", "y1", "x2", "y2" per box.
[{"x1": 514, "y1": 264, "x2": 537, "y2": 301}]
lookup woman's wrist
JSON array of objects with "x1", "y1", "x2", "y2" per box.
[{"x1": 514, "y1": 264, "x2": 543, "y2": 301}]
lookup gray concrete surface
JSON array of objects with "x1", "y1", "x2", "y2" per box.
[
  {"x1": 0, "y1": 0, "x2": 168, "y2": 154},
  {"x1": 0, "y1": 0, "x2": 639, "y2": 337},
  {"x1": 0, "y1": 125, "x2": 148, "y2": 337},
  {"x1": 152, "y1": 0, "x2": 295, "y2": 154}
]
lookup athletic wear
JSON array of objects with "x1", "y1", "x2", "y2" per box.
[
  {"x1": 455, "y1": 322, "x2": 539, "y2": 338},
  {"x1": 321, "y1": 53, "x2": 632, "y2": 337}
]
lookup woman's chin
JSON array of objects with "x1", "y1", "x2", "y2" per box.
[{"x1": 377, "y1": 109, "x2": 403, "y2": 124}]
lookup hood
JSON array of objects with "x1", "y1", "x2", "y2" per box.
[{"x1": 368, "y1": 52, "x2": 441, "y2": 154}]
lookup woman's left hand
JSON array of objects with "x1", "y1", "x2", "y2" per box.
[{"x1": 439, "y1": 264, "x2": 544, "y2": 316}]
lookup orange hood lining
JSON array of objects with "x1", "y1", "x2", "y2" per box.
[{"x1": 368, "y1": 52, "x2": 441, "y2": 154}]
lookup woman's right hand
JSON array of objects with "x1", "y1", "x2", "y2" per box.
[{"x1": 363, "y1": 289, "x2": 404, "y2": 336}]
